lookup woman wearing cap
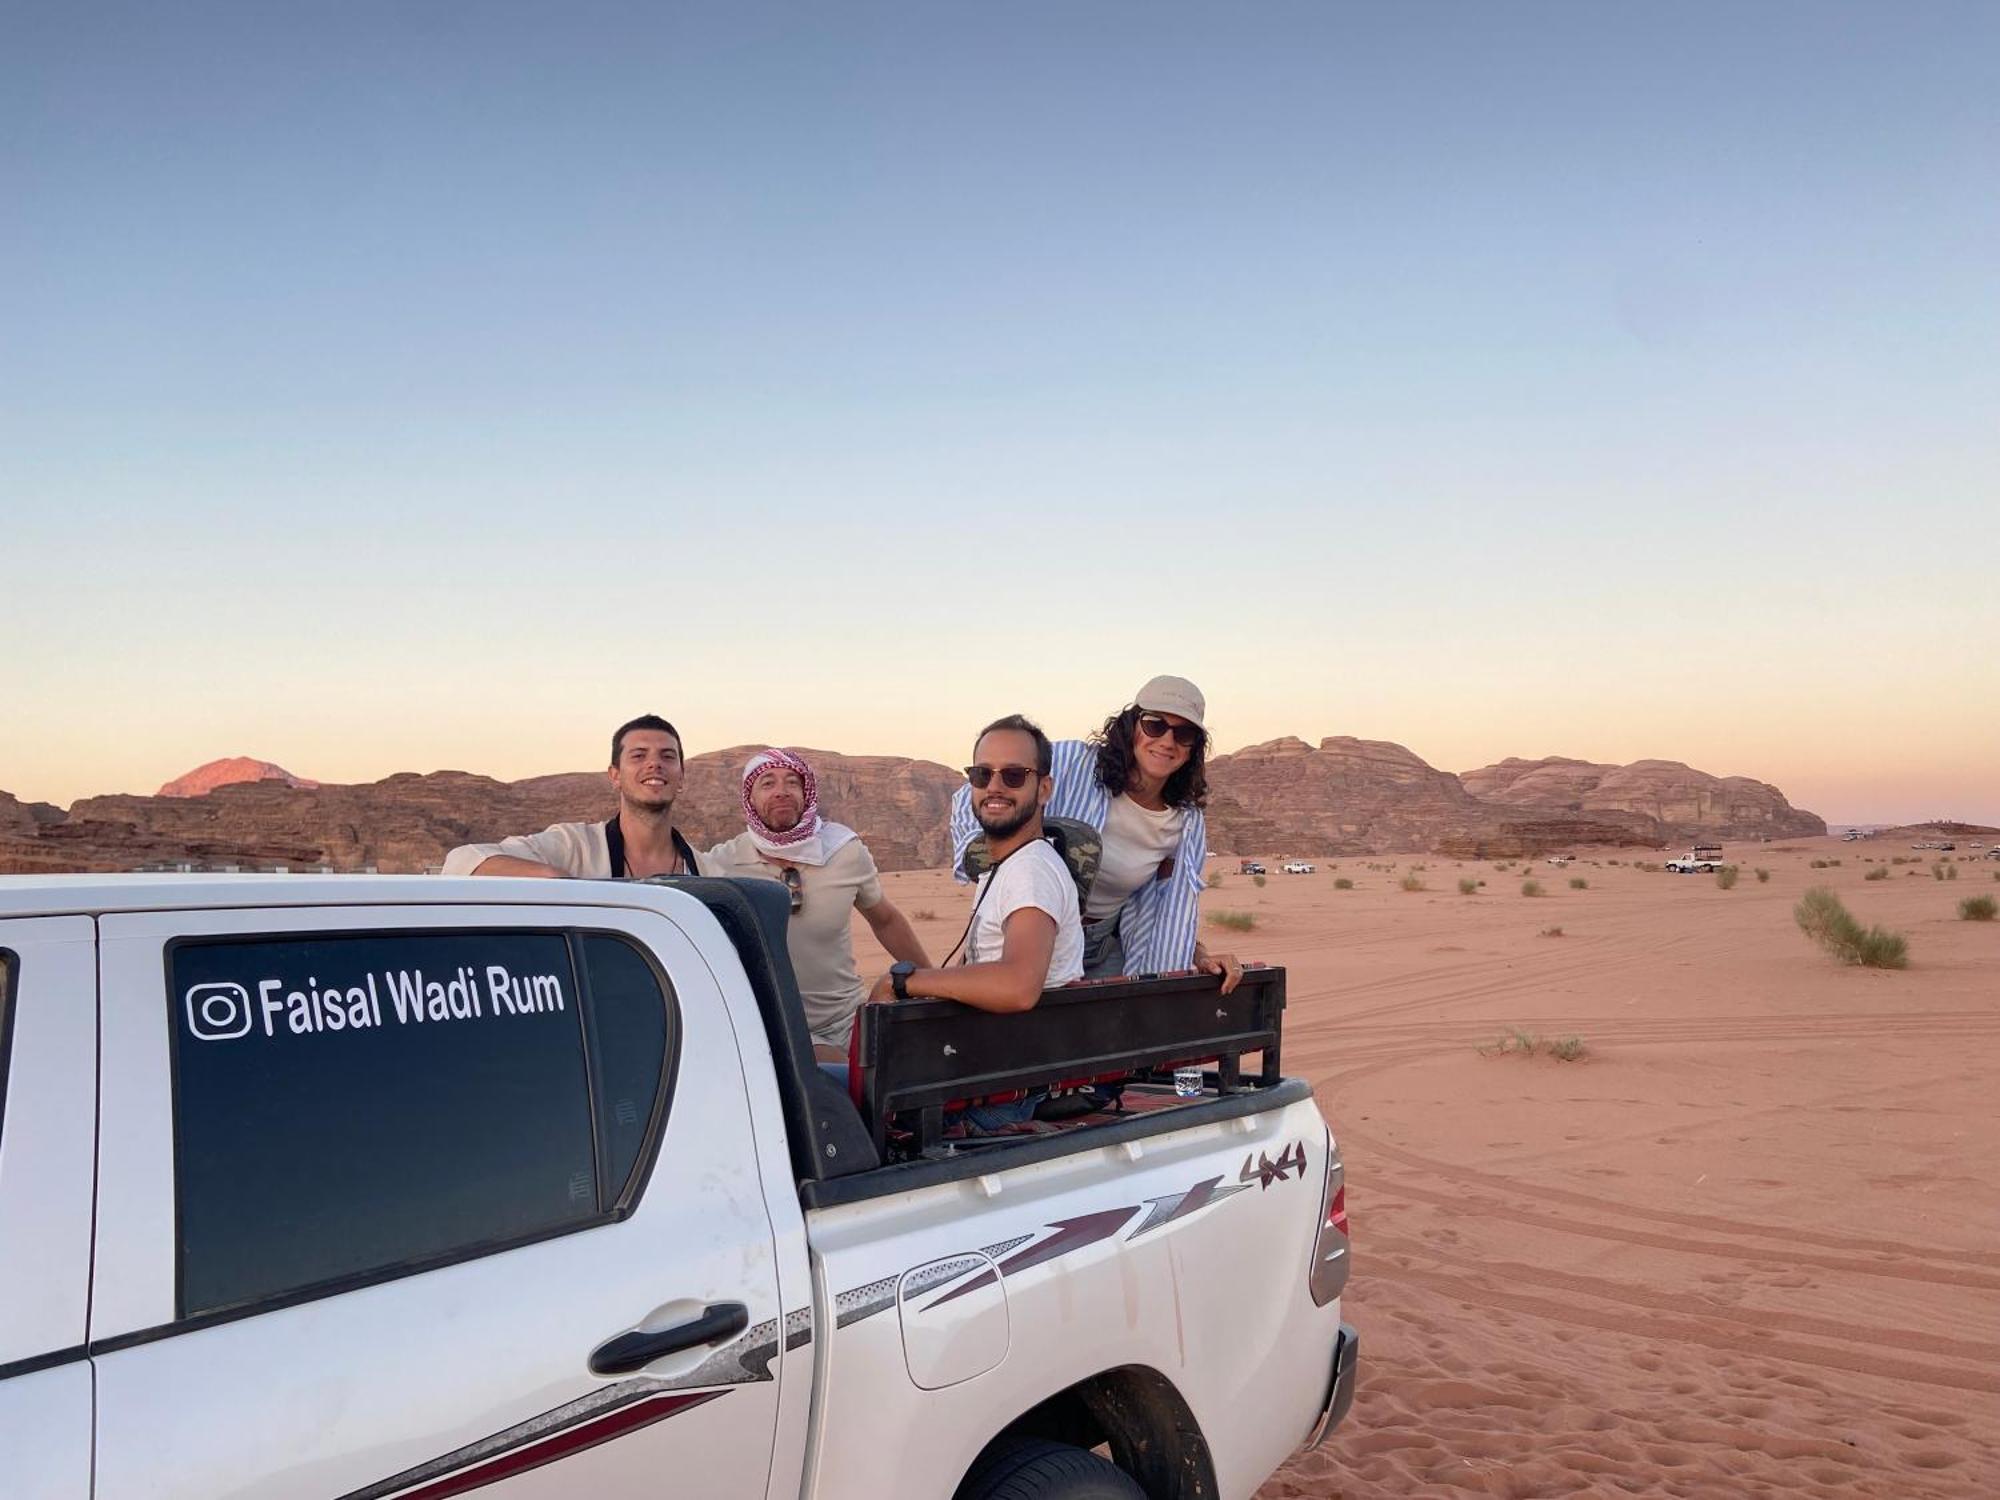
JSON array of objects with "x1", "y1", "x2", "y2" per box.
[{"x1": 949, "y1": 676, "x2": 1242, "y2": 992}]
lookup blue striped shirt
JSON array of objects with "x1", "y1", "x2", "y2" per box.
[{"x1": 949, "y1": 738, "x2": 1208, "y2": 975}]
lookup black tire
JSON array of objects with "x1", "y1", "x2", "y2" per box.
[{"x1": 958, "y1": 1438, "x2": 1148, "y2": 1500}]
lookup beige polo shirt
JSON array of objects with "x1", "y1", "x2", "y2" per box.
[{"x1": 702, "y1": 832, "x2": 885, "y2": 1050}]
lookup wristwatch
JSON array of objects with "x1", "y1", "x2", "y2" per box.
[{"x1": 889, "y1": 961, "x2": 917, "y2": 1001}]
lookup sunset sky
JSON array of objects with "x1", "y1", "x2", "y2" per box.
[{"x1": 5, "y1": 3, "x2": 1996, "y2": 824}]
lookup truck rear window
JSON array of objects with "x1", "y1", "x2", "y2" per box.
[{"x1": 168, "y1": 929, "x2": 670, "y2": 1319}]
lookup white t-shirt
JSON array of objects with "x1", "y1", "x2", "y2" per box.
[
  {"x1": 966, "y1": 838, "x2": 1085, "y2": 987},
  {"x1": 1083, "y1": 794, "x2": 1187, "y2": 920}
]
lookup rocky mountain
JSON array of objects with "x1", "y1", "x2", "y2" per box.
[
  {"x1": 1461, "y1": 756, "x2": 1825, "y2": 840},
  {"x1": 157, "y1": 757, "x2": 319, "y2": 797},
  {"x1": 1, "y1": 790, "x2": 64, "y2": 831},
  {"x1": 0, "y1": 738, "x2": 1823, "y2": 874},
  {"x1": 1, "y1": 748, "x2": 962, "y2": 876},
  {"x1": 1202, "y1": 738, "x2": 1662, "y2": 858}
]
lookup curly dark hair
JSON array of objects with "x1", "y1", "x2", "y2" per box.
[{"x1": 1091, "y1": 706, "x2": 1209, "y2": 810}]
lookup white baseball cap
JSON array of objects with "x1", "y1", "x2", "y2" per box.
[{"x1": 1133, "y1": 674, "x2": 1205, "y2": 728}]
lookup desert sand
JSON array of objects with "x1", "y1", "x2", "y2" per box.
[{"x1": 856, "y1": 836, "x2": 1999, "y2": 1498}]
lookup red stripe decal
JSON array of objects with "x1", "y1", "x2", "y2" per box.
[
  {"x1": 927, "y1": 1207, "x2": 1139, "y2": 1310},
  {"x1": 390, "y1": 1390, "x2": 726, "y2": 1500}
]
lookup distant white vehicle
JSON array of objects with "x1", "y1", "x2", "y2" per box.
[
  {"x1": 1282, "y1": 860, "x2": 1317, "y2": 875},
  {"x1": 1544, "y1": 855, "x2": 1574, "y2": 866},
  {"x1": 1665, "y1": 845, "x2": 1726, "y2": 874}
]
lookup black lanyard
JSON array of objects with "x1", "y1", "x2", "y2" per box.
[
  {"x1": 604, "y1": 817, "x2": 695, "y2": 879},
  {"x1": 942, "y1": 837, "x2": 1036, "y2": 967}
]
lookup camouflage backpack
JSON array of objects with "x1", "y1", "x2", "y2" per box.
[{"x1": 959, "y1": 816, "x2": 1103, "y2": 912}]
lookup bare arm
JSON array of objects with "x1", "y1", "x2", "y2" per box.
[
  {"x1": 868, "y1": 907, "x2": 1056, "y2": 1015},
  {"x1": 468, "y1": 854, "x2": 572, "y2": 878},
  {"x1": 860, "y1": 895, "x2": 932, "y2": 967}
]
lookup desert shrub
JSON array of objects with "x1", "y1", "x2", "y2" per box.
[
  {"x1": 1399, "y1": 871, "x2": 1425, "y2": 892},
  {"x1": 1252, "y1": 874, "x2": 1266, "y2": 888},
  {"x1": 1568, "y1": 877, "x2": 1588, "y2": 890},
  {"x1": 1795, "y1": 887, "x2": 1908, "y2": 969},
  {"x1": 1755, "y1": 868, "x2": 1771, "y2": 883},
  {"x1": 1810, "y1": 859, "x2": 1830, "y2": 869},
  {"x1": 1865, "y1": 867, "x2": 1888, "y2": 881},
  {"x1": 910, "y1": 908, "x2": 938, "y2": 921},
  {"x1": 1932, "y1": 863, "x2": 1947, "y2": 881},
  {"x1": 1458, "y1": 877, "x2": 1478, "y2": 895},
  {"x1": 1891, "y1": 855, "x2": 1913, "y2": 865},
  {"x1": 1959, "y1": 895, "x2": 1998, "y2": 921},
  {"x1": 1538, "y1": 925, "x2": 1564, "y2": 938},
  {"x1": 1208, "y1": 910, "x2": 1257, "y2": 933},
  {"x1": 1948, "y1": 863, "x2": 1959, "y2": 881},
  {"x1": 1481, "y1": 1027, "x2": 1585, "y2": 1061},
  {"x1": 1520, "y1": 879, "x2": 1544, "y2": 897},
  {"x1": 1715, "y1": 866, "x2": 1739, "y2": 890},
  {"x1": 1333, "y1": 877, "x2": 1354, "y2": 890},
  {"x1": 1477, "y1": 879, "x2": 1487, "y2": 887},
  {"x1": 1206, "y1": 873, "x2": 1224, "y2": 888}
]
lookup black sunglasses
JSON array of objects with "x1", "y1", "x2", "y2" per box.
[
  {"x1": 1137, "y1": 713, "x2": 1203, "y2": 748},
  {"x1": 779, "y1": 865, "x2": 802, "y2": 913},
  {"x1": 965, "y1": 765, "x2": 1037, "y2": 789}
]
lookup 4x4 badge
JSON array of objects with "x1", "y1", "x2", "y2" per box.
[{"x1": 1240, "y1": 1140, "x2": 1307, "y2": 1190}]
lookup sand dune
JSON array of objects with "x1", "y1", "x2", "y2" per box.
[{"x1": 859, "y1": 838, "x2": 2000, "y2": 1497}]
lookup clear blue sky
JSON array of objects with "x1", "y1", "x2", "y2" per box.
[{"x1": 4, "y1": 2, "x2": 1996, "y2": 822}]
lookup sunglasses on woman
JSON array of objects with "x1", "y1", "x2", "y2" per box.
[
  {"x1": 964, "y1": 765, "x2": 1037, "y2": 789},
  {"x1": 1137, "y1": 714, "x2": 1203, "y2": 748}
]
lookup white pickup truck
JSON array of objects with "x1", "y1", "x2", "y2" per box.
[
  {"x1": 1, "y1": 873, "x2": 1354, "y2": 1500},
  {"x1": 1665, "y1": 844, "x2": 1727, "y2": 874}
]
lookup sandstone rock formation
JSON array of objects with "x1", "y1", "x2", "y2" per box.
[
  {"x1": 2, "y1": 748, "x2": 963, "y2": 875},
  {"x1": 157, "y1": 757, "x2": 319, "y2": 797},
  {"x1": 1, "y1": 790, "x2": 64, "y2": 832},
  {"x1": 1462, "y1": 756, "x2": 1825, "y2": 840},
  {"x1": 1204, "y1": 738, "x2": 1661, "y2": 858},
  {"x1": 0, "y1": 737, "x2": 1824, "y2": 874}
]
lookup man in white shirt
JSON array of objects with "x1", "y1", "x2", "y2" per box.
[
  {"x1": 867, "y1": 714, "x2": 1083, "y2": 1012},
  {"x1": 441, "y1": 714, "x2": 703, "y2": 879}
]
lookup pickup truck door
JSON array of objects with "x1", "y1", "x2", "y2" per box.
[
  {"x1": 90, "y1": 902, "x2": 787, "y2": 1500},
  {"x1": 0, "y1": 918, "x2": 97, "y2": 1500}
]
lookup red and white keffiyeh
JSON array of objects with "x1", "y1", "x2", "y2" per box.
[{"x1": 741, "y1": 748, "x2": 858, "y2": 866}]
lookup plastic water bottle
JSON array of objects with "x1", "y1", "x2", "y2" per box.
[{"x1": 1174, "y1": 1066, "x2": 1203, "y2": 1098}]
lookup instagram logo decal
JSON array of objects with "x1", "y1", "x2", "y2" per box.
[{"x1": 184, "y1": 982, "x2": 254, "y2": 1041}]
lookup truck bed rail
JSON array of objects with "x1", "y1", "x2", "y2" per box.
[{"x1": 856, "y1": 966, "x2": 1286, "y2": 1156}]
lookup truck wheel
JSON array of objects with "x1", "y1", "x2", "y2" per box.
[{"x1": 958, "y1": 1438, "x2": 1147, "y2": 1500}]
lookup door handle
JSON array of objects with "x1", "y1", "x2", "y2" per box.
[{"x1": 589, "y1": 1302, "x2": 750, "y2": 1376}]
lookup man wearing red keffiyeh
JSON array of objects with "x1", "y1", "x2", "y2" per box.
[{"x1": 702, "y1": 748, "x2": 932, "y2": 1060}]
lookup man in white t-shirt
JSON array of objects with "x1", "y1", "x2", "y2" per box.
[{"x1": 866, "y1": 714, "x2": 1083, "y2": 1012}]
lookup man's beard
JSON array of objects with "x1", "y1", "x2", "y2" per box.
[
  {"x1": 621, "y1": 789, "x2": 676, "y2": 819},
  {"x1": 975, "y1": 801, "x2": 1037, "y2": 840},
  {"x1": 758, "y1": 804, "x2": 802, "y2": 833}
]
